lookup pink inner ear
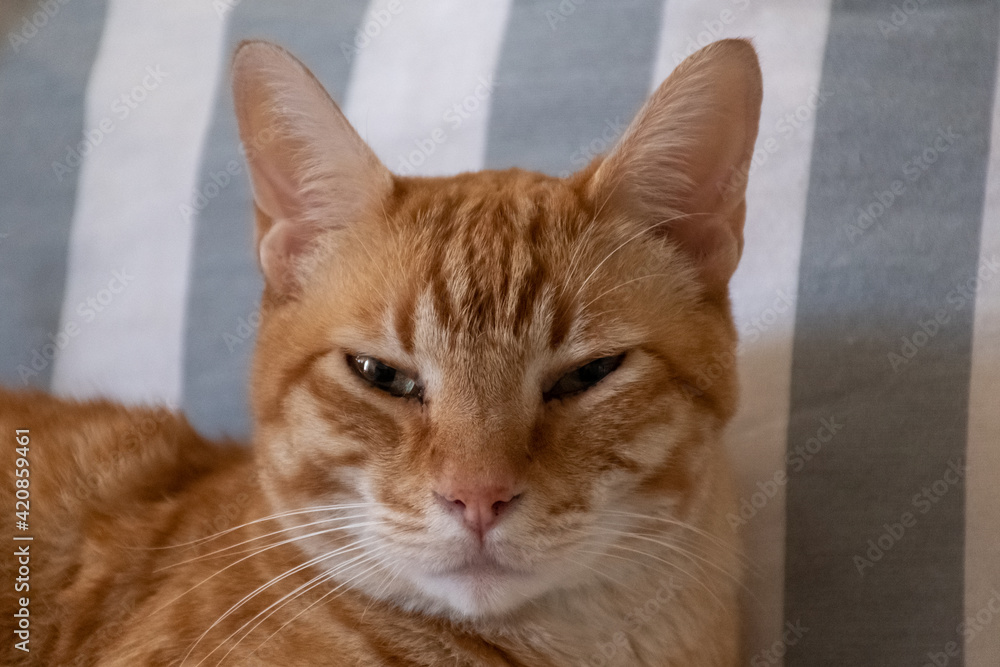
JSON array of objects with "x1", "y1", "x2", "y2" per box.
[
  {"x1": 674, "y1": 155, "x2": 746, "y2": 288},
  {"x1": 250, "y1": 144, "x2": 307, "y2": 223},
  {"x1": 232, "y1": 41, "x2": 394, "y2": 296},
  {"x1": 259, "y1": 218, "x2": 315, "y2": 293},
  {"x1": 664, "y1": 212, "x2": 741, "y2": 289},
  {"x1": 586, "y1": 41, "x2": 761, "y2": 293}
]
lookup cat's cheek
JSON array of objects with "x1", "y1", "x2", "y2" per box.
[{"x1": 255, "y1": 418, "x2": 370, "y2": 513}]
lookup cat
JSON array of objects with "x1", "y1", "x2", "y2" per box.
[{"x1": 1, "y1": 37, "x2": 761, "y2": 666}]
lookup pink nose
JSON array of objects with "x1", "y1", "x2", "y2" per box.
[{"x1": 435, "y1": 481, "x2": 521, "y2": 539}]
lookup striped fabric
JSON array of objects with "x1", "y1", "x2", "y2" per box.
[{"x1": 2, "y1": 0, "x2": 998, "y2": 664}]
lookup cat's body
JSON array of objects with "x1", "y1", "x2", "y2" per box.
[{"x1": 1, "y1": 39, "x2": 761, "y2": 666}]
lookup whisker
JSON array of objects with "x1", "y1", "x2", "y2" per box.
[
  {"x1": 595, "y1": 510, "x2": 757, "y2": 574},
  {"x1": 588, "y1": 517, "x2": 733, "y2": 565},
  {"x1": 346, "y1": 221, "x2": 395, "y2": 299},
  {"x1": 579, "y1": 273, "x2": 677, "y2": 312},
  {"x1": 134, "y1": 503, "x2": 379, "y2": 552},
  {"x1": 586, "y1": 526, "x2": 748, "y2": 595},
  {"x1": 561, "y1": 555, "x2": 634, "y2": 592},
  {"x1": 224, "y1": 555, "x2": 386, "y2": 664},
  {"x1": 582, "y1": 542, "x2": 725, "y2": 610},
  {"x1": 572, "y1": 211, "x2": 705, "y2": 302},
  {"x1": 360, "y1": 561, "x2": 403, "y2": 623},
  {"x1": 595, "y1": 510, "x2": 738, "y2": 552},
  {"x1": 253, "y1": 559, "x2": 387, "y2": 657},
  {"x1": 203, "y1": 557, "x2": 368, "y2": 667},
  {"x1": 158, "y1": 516, "x2": 374, "y2": 571},
  {"x1": 151, "y1": 528, "x2": 380, "y2": 621},
  {"x1": 564, "y1": 160, "x2": 625, "y2": 280},
  {"x1": 183, "y1": 542, "x2": 378, "y2": 666}
]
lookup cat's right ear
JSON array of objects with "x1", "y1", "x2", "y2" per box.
[
  {"x1": 232, "y1": 40, "x2": 392, "y2": 295},
  {"x1": 585, "y1": 39, "x2": 762, "y2": 296}
]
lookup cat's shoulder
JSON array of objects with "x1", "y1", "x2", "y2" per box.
[{"x1": 0, "y1": 387, "x2": 247, "y2": 509}]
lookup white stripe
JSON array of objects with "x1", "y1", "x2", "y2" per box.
[
  {"x1": 964, "y1": 52, "x2": 1000, "y2": 667},
  {"x1": 343, "y1": 0, "x2": 512, "y2": 176},
  {"x1": 651, "y1": 2, "x2": 832, "y2": 662},
  {"x1": 51, "y1": 0, "x2": 229, "y2": 408}
]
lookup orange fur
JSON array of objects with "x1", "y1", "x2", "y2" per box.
[{"x1": 1, "y1": 38, "x2": 761, "y2": 665}]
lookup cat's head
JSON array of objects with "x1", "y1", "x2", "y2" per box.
[{"x1": 233, "y1": 39, "x2": 761, "y2": 619}]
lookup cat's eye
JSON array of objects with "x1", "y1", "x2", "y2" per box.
[
  {"x1": 544, "y1": 353, "x2": 626, "y2": 401},
  {"x1": 348, "y1": 354, "x2": 423, "y2": 400}
]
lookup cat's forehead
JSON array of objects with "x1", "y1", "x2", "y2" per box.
[
  {"x1": 316, "y1": 167, "x2": 672, "y2": 374},
  {"x1": 383, "y1": 171, "x2": 601, "y2": 353},
  {"x1": 391, "y1": 169, "x2": 592, "y2": 239}
]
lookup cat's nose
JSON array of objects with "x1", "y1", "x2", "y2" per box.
[{"x1": 434, "y1": 480, "x2": 522, "y2": 539}]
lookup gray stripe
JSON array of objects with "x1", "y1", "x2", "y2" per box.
[
  {"x1": 784, "y1": 2, "x2": 999, "y2": 663},
  {"x1": 0, "y1": 1, "x2": 108, "y2": 388},
  {"x1": 181, "y1": 0, "x2": 371, "y2": 438},
  {"x1": 484, "y1": 0, "x2": 666, "y2": 176}
]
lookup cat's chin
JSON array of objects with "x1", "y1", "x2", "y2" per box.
[
  {"x1": 411, "y1": 565, "x2": 542, "y2": 619},
  {"x1": 343, "y1": 555, "x2": 549, "y2": 622}
]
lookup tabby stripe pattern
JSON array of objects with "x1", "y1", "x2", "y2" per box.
[{"x1": 2, "y1": 0, "x2": 1000, "y2": 664}]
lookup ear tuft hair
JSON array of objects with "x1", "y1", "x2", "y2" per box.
[
  {"x1": 231, "y1": 40, "x2": 392, "y2": 295},
  {"x1": 587, "y1": 39, "x2": 763, "y2": 293}
]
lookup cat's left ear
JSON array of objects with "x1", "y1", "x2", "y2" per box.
[
  {"x1": 586, "y1": 39, "x2": 763, "y2": 294},
  {"x1": 231, "y1": 40, "x2": 392, "y2": 295}
]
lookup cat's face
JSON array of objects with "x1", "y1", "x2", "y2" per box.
[{"x1": 234, "y1": 40, "x2": 761, "y2": 619}]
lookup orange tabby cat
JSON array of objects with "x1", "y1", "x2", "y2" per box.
[{"x1": 1, "y1": 38, "x2": 761, "y2": 666}]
